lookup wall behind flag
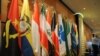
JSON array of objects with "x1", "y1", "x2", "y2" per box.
[
  {"x1": 84, "y1": 24, "x2": 92, "y2": 41},
  {"x1": 44, "y1": 0, "x2": 75, "y2": 22},
  {"x1": 0, "y1": 0, "x2": 1, "y2": 37}
]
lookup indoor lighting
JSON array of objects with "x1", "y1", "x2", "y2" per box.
[
  {"x1": 74, "y1": 12, "x2": 84, "y2": 18},
  {"x1": 83, "y1": 8, "x2": 86, "y2": 10}
]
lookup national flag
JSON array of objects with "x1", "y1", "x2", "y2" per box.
[
  {"x1": 1, "y1": 0, "x2": 21, "y2": 56},
  {"x1": 0, "y1": 21, "x2": 2, "y2": 49},
  {"x1": 20, "y1": 0, "x2": 34, "y2": 56},
  {"x1": 58, "y1": 14, "x2": 66, "y2": 56},
  {"x1": 63, "y1": 19, "x2": 72, "y2": 56},
  {"x1": 70, "y1": 24, "x2": 78, "y2": 56},
  {"x1": 74, "y1": 24, "x2": 79, "y2": 55},
  {"x1": 51, "y1": 12, "x2": 59, "y2": 56},
  {"x1": 46, "y1": 7, "x2": 53, "y2": 47},
  {"x1": 8, "y1": 0, "x2": 19, "y2": 31},
  {"x1": 40, "y1": 5, "x2": 49, "y2": 56},
  {"x1": 31, "y1": 0, "x2": 40, "y2": 56},
  {"x1": 46, "y1": 8, "x2": 55, "y2": 56},
  {"x1": 73, "y1": 24, "x2": 79, "y2": 46},
  {"x1": 1, "y1": 21, "x2": 21, "y2": 56}
]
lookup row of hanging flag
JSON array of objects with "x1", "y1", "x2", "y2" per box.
[{"x1": 0, "y1": 0, "x2": 79, "y2": 56}]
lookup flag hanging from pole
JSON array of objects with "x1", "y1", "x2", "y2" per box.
[
  {"x1": 74, "y1": 23, "x2": 79, "y2": 55},
  {"x1": 63, "y1": 19, "x2": 72, "y2": 56},
  {"x1": 40, "y1": 5, "x2": 49, "y2": 56},
  {"x1": 31, "y1": 0, "x2": 40, "y2": 56},
  {"x1": 70, "y1": 24, "x2": 78, "y2": 56},
  {"x1": 8, "y1": 0, "x2": 19, "y2": 31},
  {"x1": 1, "y1": 21, "x2": 21, "y2": 56},
  {"x1": 1, "y1": 0, "x2": 21, "y2": 56},
  {"x1": 20, "y1": 0, "x2": 34, "y2": 56},
  {"x1": 46, "y1": 7, "x2": 53, "y2": 48},
  {"x1": 46, "y1": 8, "x2": 55, "y2": 56},
  {"x1": 51, "y1": 12, "x2": 59, "y2": 56},
  {"x1": 73, "y1": 23, "x2": 79, "y2": 46},
  {"x1": 58, "y1": 14, "x2": 66, "y2": 56}
]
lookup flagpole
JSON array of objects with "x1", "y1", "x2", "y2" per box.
[
  {"x1": 0, "y1": 0, "x2": 1, "y2": 49},
  {"x1": 0, "y1": 18, "x2": 2, "y2": 52}
]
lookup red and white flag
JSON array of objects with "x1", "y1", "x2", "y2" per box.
[
  {"x1": 51, "y1": 13, "x2": 59, "y2": 56},
  {"x1": 31, "y1": 1, "x2": 40, "y2": 56},
  {"x1": 40, "y1": 5, "x2": 49, "y2": 56}
]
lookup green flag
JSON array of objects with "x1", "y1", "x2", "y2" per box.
[{"x1": 63, "y1": 19, "x2": 72, "y2": 56}]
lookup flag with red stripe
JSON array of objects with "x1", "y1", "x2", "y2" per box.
[
  {"x1": 40, "y1": 5, "x2": 49, "y2": 56},
  {"x1": 46, "y1": 8, "x2": 55, "y2": 56},
  {"x1": 8, "y1": 0, "x2": 19, "y2": 32},
  {"x1": 31, "y1": 0, "x2": 40, "y2": 56},
  {"x1": 51, "y1": 13, "x2": 59, "y2": 56},
  {"x1": 1, "y1": 0, "x2": 21, "y2": 56}
]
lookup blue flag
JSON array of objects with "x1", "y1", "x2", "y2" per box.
[
  {"x1": 58, "y1": 14, "x2": 66, "y2": 56},
  {"x1": 20, "y1": 0, "x2": 34, "y2": 56},
  {"x1": 21, "y1": 36, "x2": 34, "y2": 56},
  {"x1": 71, "y1": 24, "x2": 77, "y2": 56}
]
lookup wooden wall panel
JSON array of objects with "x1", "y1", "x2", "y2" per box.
[
  {"x1": 84, "y1": 24, "x2": 92, "y2": 41},
  {"x1": 1, "y1": 0, "x2": 8, "y2": 22},
  {"x1": 1, "y1": 0, "x2": 8, "y2": 35},
  {"x1": 0, "y1": 0, "x2": 1, "y2": 37},
  {"x1": 45, "y1": 0, "x2": 56, "y2": 7},
  {"x1": 45, "y1": 0, "x2": 75, "y2": 22}
]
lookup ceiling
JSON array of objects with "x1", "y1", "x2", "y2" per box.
[{"x1": 61, "y1": 0, "x2": 100, "y2": 37}]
